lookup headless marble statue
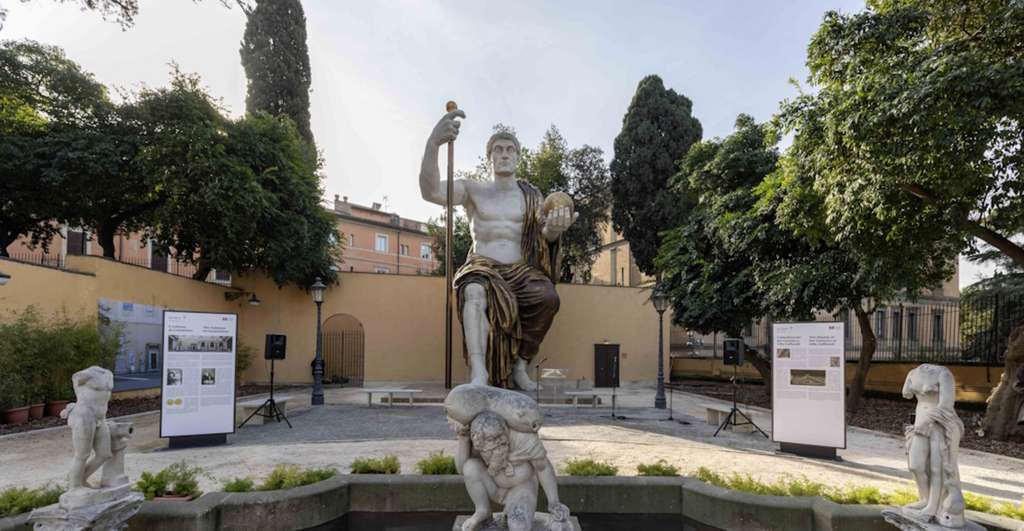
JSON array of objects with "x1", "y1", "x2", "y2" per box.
[
  {"x1": 883, "y1": 364, "x2": 983, "y2": 531},
  {"x1": 421, "y1": 111, "x2": 577, "y2": 390}
]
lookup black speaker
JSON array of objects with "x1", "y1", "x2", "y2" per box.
[
  {"x1": 265, "y1": 334, "x2": 287, "y2": 360},
  {"x1": 723, "y1": 338, "x2": 744, "y2": 366}
]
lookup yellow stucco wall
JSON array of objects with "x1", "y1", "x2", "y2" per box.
[{"x1": 0, "y1": 257, "x2": 668, "y2": 387}]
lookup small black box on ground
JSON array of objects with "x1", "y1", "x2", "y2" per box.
[
  {"x1": 265, "y1": 334, "x2": 287, "y2": 360},
  {"x1": 723, "y1": 338, "x2": 744, "y2": 366}
]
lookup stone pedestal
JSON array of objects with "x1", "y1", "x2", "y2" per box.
[
  {"x1": 881, "y1": 509, "x2": 985, "y2": 531},
  {"x1": 453, "y1": 512, "x2": 581, "y2": 531},
  {"x1": 29, "y1": 484, "x2": 143, "y2": 531}
]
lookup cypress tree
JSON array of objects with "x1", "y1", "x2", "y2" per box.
[
  {"x1": 239, "y1": 0, "x2": 315, "y2": 153},
  {"x1": 610, "y1": 75, "x2": 701, "y2": 275}
]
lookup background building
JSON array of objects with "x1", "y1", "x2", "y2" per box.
[{"x1": 331, "y1": 195, "x2": 438, "y2": 275}]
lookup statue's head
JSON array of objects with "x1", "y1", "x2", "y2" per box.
[
  {"x1": 486, "y1": 131, "x2": 520, "y2": 178},
  {"x1": 469, "y1": 411, "x2": 511, "y2": 477}
]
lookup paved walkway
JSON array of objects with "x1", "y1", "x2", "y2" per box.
[{"x1": 1, "y1": 385, "x2": 1021, "y2": 504}]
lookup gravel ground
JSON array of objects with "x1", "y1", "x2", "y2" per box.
[
  {"x1": 2, "y1": 385, "x2": 1022, "y2": 504},
  {"x1": 675, "y1": 379, "x2": 1024, "y2": 460}
]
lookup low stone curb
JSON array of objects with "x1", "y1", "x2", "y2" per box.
[{"x1": 1, "y1": 476, "x2": 1020, "y2": 531}]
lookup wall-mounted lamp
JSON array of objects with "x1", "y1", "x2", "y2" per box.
[
  {"x1": 225, "y1": 290, "x2": 260, "y2": 306},
  {"x1": 0, "y1": 272, "x2": 10, "y2": 286}
]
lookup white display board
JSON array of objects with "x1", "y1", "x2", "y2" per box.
[
  {"x1": 771, "y1": 321, "x2": 846, "y2": 448},
  {"x1": 160, "y1": 311, "x2": 238, "y2": 438}
]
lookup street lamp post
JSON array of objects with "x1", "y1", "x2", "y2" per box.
[
  {"x1": 651, "y1": 285, "x2": 669, "y2": 409},
  {"x1": 311, "y1": 278, "x2": 326, "y2": 406}
]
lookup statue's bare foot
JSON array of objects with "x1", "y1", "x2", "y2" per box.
[
  {"x1": 904, "y1": 499, "x2": 927, "y2": 510},
  {"x1": 512, "y1": 361, "x2": 540, "y2": 391},
  {"x1": 462, "y1": 509, "x2": 491, "y2": 531}
]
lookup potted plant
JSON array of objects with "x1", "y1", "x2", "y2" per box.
[{"x1": 0, "y1": 373, "x2": 30, "y2": 426}]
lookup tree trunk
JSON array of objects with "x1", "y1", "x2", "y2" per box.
[
  {"x1": 0, "y1": 234, "x2": 12, "y2": 257},
  {"x1": 982, "y1": 324, "x2": 1024, "y2": 440},
  {"x1": 96, "y1": 224, "x2": 117, "y2": 258},
  {"x1": 192, "y1": 259, "x2": 213, "y2": 281},
  {"x1": 748, "y1": 352, "x2": 772, "y2": 395},
  {"x1": 847, "y1": 307, "x2": 877, "y2": 413}
]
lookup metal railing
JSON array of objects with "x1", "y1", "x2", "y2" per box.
[
  {"x1": 3, "y1": 252, "x2": 65, "y2": 269},
  {"x1": 742, "y1": 294, "x2": 1022, "y2": 366}
]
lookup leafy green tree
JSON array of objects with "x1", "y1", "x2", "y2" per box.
[
  {"x1": 0, "y1": 39, "x2": 108, "y2": 256},
  {"x1": 428, "y1": 213, "x2": 472, "y2": 277},
  {"x1": 785, "y1": 0, "x2": 1024, "y2": 435},
  {"x1": 517, "y1": 126, "x2": 612, "y2": 282},
  {"x1": 239, "y1": 0, "x2": 315, "y2": 153},
  {"x1": 611, "y1": 75, "x2": 702, "y2": 275}
]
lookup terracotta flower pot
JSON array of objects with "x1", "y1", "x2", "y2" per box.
[
  {"x1": 1, "y1": 406, "x2": 30, "y2": 425},
  {"x1": 28, "y1": 403, "x2": 45, "y2": 420},
  {"x1": 45, "y1": 400, "x2": 70, "y2": 417}
]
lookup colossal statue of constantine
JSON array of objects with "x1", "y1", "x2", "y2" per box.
[{"x1": 421, "y1": 110, "x2": 576, "y2": 390}]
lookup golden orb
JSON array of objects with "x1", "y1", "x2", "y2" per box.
[{"x1": 542, "y1": 191, "x2": 574, "y2": 217}]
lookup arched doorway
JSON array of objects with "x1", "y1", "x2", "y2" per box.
[{"x1": 322, "y1": 313, "x2": 365, "y2": 386}]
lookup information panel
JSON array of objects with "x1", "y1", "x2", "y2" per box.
[
  {"x1": 771, "y1": 321, "x2": 846, "y2": 449},
  {"x1": 160, "y1": 311, "x2": 237, "y2": 438}
]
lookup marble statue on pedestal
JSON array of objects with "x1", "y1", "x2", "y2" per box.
[
  {"x1": 446, "y1": 384, "x2": 577, "y2": 531},
  {"x1": 421, "y1": 111, "x2": 577, "y2": 390},
  {"x1": 882, "y1": 364, "x2": 983, "y2": 531},
  {"x1": 29, "y1": 366, "x2": 143, "y2": 531}
]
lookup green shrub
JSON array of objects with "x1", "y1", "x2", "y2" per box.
[
  {"x1": 562, "y1": 458, "x2": 617, "y2": 477},
  {"x1": 222, "y1": 477, "x2": 255, "y2": 493},
  {"x1": 0, "y1": 307, "x2": 119, "y2": 408},
  {"x1": 349, "y1": 455, "x2": 400, "y2": 474},
  {"x1": 415, "y1": 452, "x2": 457, "y2": 475},
  {"x1": 256, "y1": 465, "x2": 337, "y2": 491},
  {"x1": 0, "y1": 484, "x2": 64, "y2": 517},
  {"x1": 136, "y1": 462, "x2": 204, "y2": 500},
  {"x1": 636, "y1": 460, "x2": 679, "y2": 477},
  {"x1": 691, "y1": 467, "x2": 1024, "y2": 521}
]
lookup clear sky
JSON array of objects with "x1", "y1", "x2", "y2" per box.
[{"x1": 2, "y1": 0, "x2": 994, "y2": 286}]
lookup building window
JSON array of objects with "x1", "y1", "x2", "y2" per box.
[
  {"x1": 743, "y1": 320, "x2": 753, "y2": 337},
  {"x1": 933, "y1": 311, "x2": 944, "y2": 343},
  {"x1": 374, "y1": 266, "x2": 390, "y2": 274},
  {"x1": 892, "y1": 308, "x2": 902, "y2": 340},
  {"x1": 421, "y1": 244, "x2": 432, "y2": 260},
  {"x1": 400, "y1": 244, "x2": 409, "y2": 256},
  {"x1": 348, "y1": 234, "x2": 355, "y2": 247},
  {"x1": 214, "y1": 269, "x2": 231, "y2": 282},
  {"x1": 375, "y1": 234, "x2": 388, "y2": 252},
  {"x1": 875, "y1": 309, "x2": 886, "y2": 339}
]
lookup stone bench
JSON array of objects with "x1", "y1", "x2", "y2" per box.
[
  {"x1": 362, "y1": 388, "x2": 422, "y2": 407},
  {"x1": 706, "y1": 405, "x2": 754, "y2": 433},
  {"x1": 563, "y1": 390, "x2": 610, "y2": 408},
  {"x1": 237, "y1": 396, "x2": 293, "y2": 425}
]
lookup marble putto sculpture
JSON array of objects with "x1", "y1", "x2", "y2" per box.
[
  {"x1": 421, "y1": 110, "x2": 577, "y2": 390},
  {"x1": 882, "y1": 364, "x2": 983, "y2": 531},
  {"x1": 30, "y1": 366, "x2": 143, "y2": 531},
  {"x1": 446, "y1": 384, "x2": 577, "y2": 531}
]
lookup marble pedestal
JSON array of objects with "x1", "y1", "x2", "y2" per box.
[
  {"x1": 453, "y1": 512, "x2": 581, "y2": 531},
  {"x1": 881, "y1": 508, "x2": 985, "y2": 531},
  {"x1": 29, "y1": 484, "x2": 143, "y2": 531}
]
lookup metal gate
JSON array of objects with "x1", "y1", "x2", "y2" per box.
[{"x1": 322, "y1": 330, "x2": 364, "y2": 386}]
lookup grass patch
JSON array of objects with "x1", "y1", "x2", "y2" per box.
[
  {"x1": 562, "y1": 458, "x2": 618, "y2": 476},
  {"x1": 136, "y1": 462, "x2": 204, "y2": 500},
  {"x1": 415, "y1": 452, "x2": 457, "y2": 475},
  {"x1": 0, "y1": 484, "x2": 64, "y2": 517},
  {"x1": 637, "y1": 460, "x2": 680, "y2": 477},
  {"x1": 350, "y1": 455, "x2": 400, "y2": 474},
  {"x1": 222, "y1": 477, "x2": 256, "y2": 493},
  {"x1": 256, "y1": 465, "x2": 337, "y2": 491},
  {"x1": 692, "y1": 467, "x2": 1024, "y2": 521}
]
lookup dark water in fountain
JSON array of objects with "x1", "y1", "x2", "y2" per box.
[{"x1": 311, "y1": 512, "x2": 723, "y2": 530}]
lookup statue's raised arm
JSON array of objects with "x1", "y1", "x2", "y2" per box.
[{"x1": 420, "y1": 110, "x2": 468, "y2": 207}]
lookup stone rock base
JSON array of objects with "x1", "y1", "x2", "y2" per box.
[
  {"x1": 453, "y1": 512, "x2": 581, "y2": 531},
  {"x1": 29, "y1": 485, "x2": 143, "y2": 531},
  {"x1": 881, "y1": 508, "x2": 986, "y2": 531}
]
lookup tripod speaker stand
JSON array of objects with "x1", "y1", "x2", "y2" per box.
[
  {"x1": 713, "y1": 363, "x2": 767, "y2": 438},
  {"x1": 239, "y1": 335, "x2": 292, "y2": 429}
]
